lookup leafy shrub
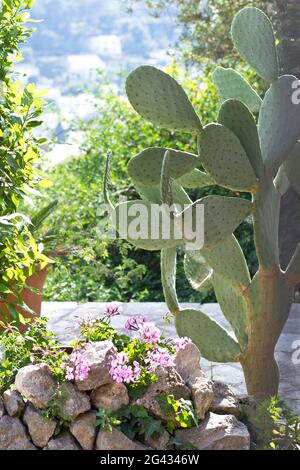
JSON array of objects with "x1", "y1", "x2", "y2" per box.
[
  {"x1": 253, "y1": 396, "x2": 300, "y2": 450},
  {"x1": 0, "y1": 0, "x2": 48, "y2": 322}
]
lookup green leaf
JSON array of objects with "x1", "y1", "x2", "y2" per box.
[
  {"x1": 258, "y1": 75, "x2": 300, "y2": 174},
  {"x1": 212, "y1": 67, "x2": 262, "y2": 113},
  {"x1": 218, "y1": 99, "x2": 264, "y2": 178},
  {"x1": 175, "y1": 308, "x2": 241, "y2": 362},
  {"x1": 200, "y1": 123, "x2": 257, "y2": 192},
  {"x1": 126, "y1": 66, "x2": 202, "y2": 133},
  {"x1": 231, "y1": 7, "x2": 278, "y2": 83}
]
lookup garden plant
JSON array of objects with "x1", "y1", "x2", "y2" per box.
[{"x1": 107, "y1": 6, "x2": 300, "y2": 401}]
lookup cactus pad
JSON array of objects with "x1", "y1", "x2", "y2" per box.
[
  {"x1": 128, "y1": 147, "x2": 199, "y2": 186},
  {"x1": 258, "y1": 75, "x2": 300, "y2": 174},
  {"x1": 176, "y1": 168, "x2": 215, "y2": 189},
  {"x1": 284, "y1": 141, "x2": 300, "y2": 195},
  {"x1": 200, "y1": 123, "x2": 257, "y2": 192},
  {"x1": 184, "y1": 250, "x2": 212, "y2": 291},
  {"x1": 231, "y1": 7, "x2": 278, "y2": 83},
  {"x1": 218, "y1": 99, "x2": 263, "y2": 178},
  {"x1": 212, "y1": 67, "x2": 262, "y2": 113},
  {"x1": 161, "y1": 247, "x2": 179, "y2": 314},
  {"x1": 175, "y1": 308, "x2": 241, "y2": 362},
  {"x1": 126, "y1": 65, "x2": 202, "y2": 133}
]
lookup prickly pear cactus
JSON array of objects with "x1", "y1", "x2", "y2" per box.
[{"x1": 105, "y1": 7, "x2": 300, "y2": 401}]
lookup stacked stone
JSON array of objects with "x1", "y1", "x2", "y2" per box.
[{"x1": 0, "y1": 340, "x2": 251, "y2": 450}]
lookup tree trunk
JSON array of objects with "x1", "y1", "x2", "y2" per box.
[{"x1": 242, "y1": 351, "x2": 279, "y2": 401}]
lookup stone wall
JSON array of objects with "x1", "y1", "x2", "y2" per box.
[{"x1": 0, "y1": 341, "x2": 251, "y2": 450}]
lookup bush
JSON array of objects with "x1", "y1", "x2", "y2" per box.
[
  {"x1": 0, "y1": 0, "x2": 48, "y2": 322},
  {"x1": 42, "y1": 62, "x2": 260, "y2": 303}
]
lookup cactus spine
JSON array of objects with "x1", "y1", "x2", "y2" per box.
[{"x1": 108, "y1": 7, "x2": 300, "y2": 400}]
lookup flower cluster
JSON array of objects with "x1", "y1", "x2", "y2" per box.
[
  {"x1": 109, "y1": 352, "x2": 141, "y2": 384},
  {"x1": 125, "y1": 316, "x2": 160, "y2": 344},
  {"x1": 65, "y1": 348, "x2": 90, "y2": 382},
  {"x1": 66, "y1": 304, "x2": 193, "y2": 387},
  {"x1": 145, "y1": 349, "x2": 175, "y2": 370},
  {"x1": 103, "y1": 303, "x2": 122, "y2": 317}
]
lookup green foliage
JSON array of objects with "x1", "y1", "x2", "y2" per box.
[
  {"x1": 42, "y1": 390, "x2": 73, "y2": 435},
  {"x1": 0, "y1": 317, "x2": 68, "y2": 393},
  {"x1": 155, "y1": 394, "x2": 198, "y2": 432},
  {"x1": 95, "y1": 406, "x2": 122, "y2": 433},
  {"x1": 0, "y1": 0, "x2": 48, "y2": 322},
  {"x1": 117, "y1": 404, "x2": 164, "y2": 441},
  {"x1": 253, "y1": 396, "x2": 300, "y2": 450}
]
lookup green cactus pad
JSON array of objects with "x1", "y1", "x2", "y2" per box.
[
  {"x1": 212, "y1": 67, "x2": 262, "y2": 113},
  {"x1": 203, "y1": 235, "x2": 250, "y2": 287},
  {"x1": 231, "y1": 7, "x2": 278, "y2": 83},
  {"x1": 128, "y1": 147, "x2": 199, "y2": 187},
  {"x1": 176, "y1": 168, "x2": 215, "y2": 189},
  {"x1": 175, "y1": 308, "x2": 241, "y2": 362},
  {"x1": 183, "y1": 195, "x2": 252, "y2": 249},
  {"x1": 218, "y1": 99, "x2": 264, "y2": 178},
  {"x1": 161, "y1": 247, "x2": 179, "y2": 314},
  {"x1": 258, "y1": 75, "x2": 300, "y2": 174},
  {"x1": 284, "y1": 141, "x2": 300, "y2": 195},
  {"x1": 184, "y1": 250, "x2": 212, "y2": 291},
  {"x1": 135, "y1": 181, "x2": 192, "y2": 205},
  {"x1": 112, "y1": 199, "x2": 184, "y2": 251},
  {"x1": 126, "y1": 65, "x2": 202, "y2": 133},
  {"x1": 211, "y1": 274, "x2": 248, "y2": 350},
  {"x1": 200, "y1": 123, "x2": 257, "y2": 192}
]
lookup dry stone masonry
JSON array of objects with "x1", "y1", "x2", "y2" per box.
[{"x1": 0, "y1": 340, "x2": 250, "y2": 450}]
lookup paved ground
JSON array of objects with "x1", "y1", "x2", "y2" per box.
[{"x1": 43, "y1": 302, "x2": 300, "y2": 414}]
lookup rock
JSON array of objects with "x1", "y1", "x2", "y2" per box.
[
  {"x1": 23, "y1": 403, "x2": 56, "y2": 448},
  {"x1": 57, "y1": 382, "x2": 91, "y2": 420},
  {"x1": 187, "y1": 371, "x2": 214, "y2": 420},
  {"x1": 3, "y1": 390, "x2": 25, "y2": 417},
  {"x1": 146, "y1": 430, "x2": 172, "y2": 450},
  {"x1": 15, "y1": 363, "x2": 57, "y2": 409},
  {"x1": 0, "y1": 415, "x2": 36, "y2": 450},
  {"x1": 174, "y1": 342, "x2": 201, "y2": 382},
  {"x1": 175, "y1": 412, "x2": 250, "y2": 450},
  {"x1": 0, "y1": 398, "x2": 5, "y2": 419},
  {"x1": 75, "y1": 341, "x2": 116, "y2": 391},
  {"x1": 70, "y1": 411, "x2": 96, "y2": 450},
  {"x1": 45, "y1": 431, "x2": 80, "y2": 450},
  {"x1": 238, "y1": 394, "x2": 258, "y2": 421},
  {"x1": 135, "y1": 367, "x2": 190, "y2": 423},
  {"x1": 210, "y1": 381, "x2": 241, "y2": 418},
  {"x1": 91, "y1": 382, "x2": 129, "y2": 411},
  {"x1": 96, "y1": 427, "x2": 147, "y2": 450}
]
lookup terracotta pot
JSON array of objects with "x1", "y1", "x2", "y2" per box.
[{"x1": 0, "y1": 267, "x2": 48, "y2": 331}]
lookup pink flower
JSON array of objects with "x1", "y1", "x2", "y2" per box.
[
  {"x1": 124, "y1": 316, "x2": 148, "y2": 333},
  {"x1": 76, "y1": 315, "x2": 95, "y2": 328},
  {"x1": 138, "y1": 321, "x2": 160, "y2": 344},
  {"x1": 145, "y1": 349, "x2": 175, "y2": 370},
  {"x1": 124, "y1": 316, "x2": 160, "y2": 344},
  {"x1": 65, "y1": 349, "x2": 91, "y2": 382},
  {"x1": 103, "y1": 303, "x2": 122, "y2": 317},
  {"x1": 109, "y1": 352, "x2": 141, "y2": 384},
  {"x1": 174, "y1": 337, "x2": 192, "y2": 353}
]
